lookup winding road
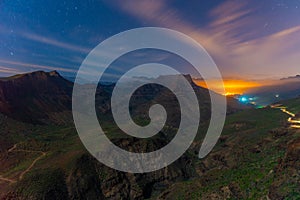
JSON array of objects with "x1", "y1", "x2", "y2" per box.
[
  {"x1": 0, "y1": 144, "x2": 46, "y2": 184},
  {"x1": 271, "y1": 104, "x2": 300, "y2": 129}
]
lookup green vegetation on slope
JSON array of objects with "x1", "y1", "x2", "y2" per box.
[
  {"x1": 157, "y1": 107, "x2": 300, "y2": 199},
  {"x1": 0, "y1": 101, "x2": 299, "y2": 199},
  {"x1": 280, "y1": 97, "x2": 300, "y2": 114}
]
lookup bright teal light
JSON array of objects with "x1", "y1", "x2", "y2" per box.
[{"x1": 240, "y1": 97, "x2": 247, "y2": 102}]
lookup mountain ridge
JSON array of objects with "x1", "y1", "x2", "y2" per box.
[
  {"x1": 0, "y1": 70, "x2": 248, "y2": 124},
  {"x1": 0, "y1": 71, "x2": 73, "y2": 124}
]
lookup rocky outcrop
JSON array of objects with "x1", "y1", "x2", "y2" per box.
[
  {"x1": 68, "y1": 137, "x2": 197, "y2": 200},
  {"x1": 67, "y1": 155, "x2": 105, "y2": 200}
]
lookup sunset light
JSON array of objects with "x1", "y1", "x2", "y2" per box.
[{"x1": 193, "y1": 79, "x2": 261, "y2": 96}]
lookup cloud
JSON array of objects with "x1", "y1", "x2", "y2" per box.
[
  {"x1": 20, "y1": 31, "x2": 91, "y2": 54},
  {"x1": 116, "y1": 0, "x2": 167, "y2": 23},
  {"x1": 109, "y1": 0, "x2": 208, "y2": 40},
  {"x1": 106, "y1": 0, "x2": 248, "y2": 75},
  {"x1": 209, "y1": 1, "x2": 252, "y2": 26},
  {"x1": 0, "y1": 59, "x2": 78, "y2": 73},
  {"x1": 108, "y1": 0, "x2": 300, "y2": 79},
  {"x1": 207, "y1": 1, "x2": 258, "y2": 44},
  {"x1": 232, "y1": 25, "x2": 300, "y2": 78},
  {"x1": 0, "y1": 21, "x2": 91, "y2": 55},
  {"x1": 0, "y1": 66, "x2": 24, "y2": 74},
  {"x1": 0, "y1": 25, "x2": 91, "y2": 75}
]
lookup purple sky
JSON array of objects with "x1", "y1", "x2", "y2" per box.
[{"x1": 0, "y1": 0, "x2": 300, "y2": 79}]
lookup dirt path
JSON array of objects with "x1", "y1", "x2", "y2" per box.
[
  {"x1": 0, "y1": 176, "x2": 16, "y2": 183},
  {"x1": 8, "y1": 144, "x2": 17, "y2": 152},
  {"x1": 0, "y1": 144, "x2": 47, "y2": 184},
  {"x1": 19, "y1": 151, "x2": 46, "y2": 180}
]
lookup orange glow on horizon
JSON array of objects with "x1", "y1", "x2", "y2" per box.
[{"x1": 193, "y1": 79, "x2": 261, "y2": 96}]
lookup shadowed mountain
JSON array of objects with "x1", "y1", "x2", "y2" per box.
[
  {"x1": 0, "y1": 71, "x2": 248, "y2": 125},
  {"x1": 113, "y1": 74, "x2": 250, "y2": 126},
  {"x1": 0, "y1": 71, "x2": 299, "y2": 199},
  {"x1": 0, "y1": 71, "x2": 73, "y2": 124}
]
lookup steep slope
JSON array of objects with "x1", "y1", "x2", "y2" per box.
[
  {"x1": 0, "y1": 71, "x2": 73, "y2": 124},
  {"x1": 0, "y1": 71, "x2": 247, "y2": 125},
  {"x1": 95, "y1": 74, "x2": 250, "y2": 125},
  {"x1": 155, "y1": 108, "x2": 300, "y2": 199},
  {"x1": 279, "y1": 97, "x2": 300, "y2": 114}
]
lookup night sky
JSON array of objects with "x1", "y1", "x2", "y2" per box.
[{"x1": 0, "y1": 0, "x2": 300, "y2": 79}]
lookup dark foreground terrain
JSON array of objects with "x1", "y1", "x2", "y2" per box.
[{"x1": 0, "y1": 71, "x2": 299, "y2": 199}]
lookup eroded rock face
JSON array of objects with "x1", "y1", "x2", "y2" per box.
[
  {"x1": 68, "y1": 138, "x2": 197, "y2": 200},
  {"x1": 67, "y1": 155, "x2": 104, "y2": 200},
  {"x1": 99, "y1": 158, "x2": 194, "y2": 200}
]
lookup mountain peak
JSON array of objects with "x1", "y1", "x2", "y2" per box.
[
  {"x1": 49, "y1": 70, "x2": 60, "y2": 77},
  {"x1": 0, "y1": 70, "x2": 64, "y2": 82},
  {"x1": 280, "y1": 75, "x2": 300, "y2": 81},
  {"x1": 23, "y1": 70, "x2": 62, "y2": 79},
  {"x1": 0, "y1": 70, "x2": 72, "y2": 124}
]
